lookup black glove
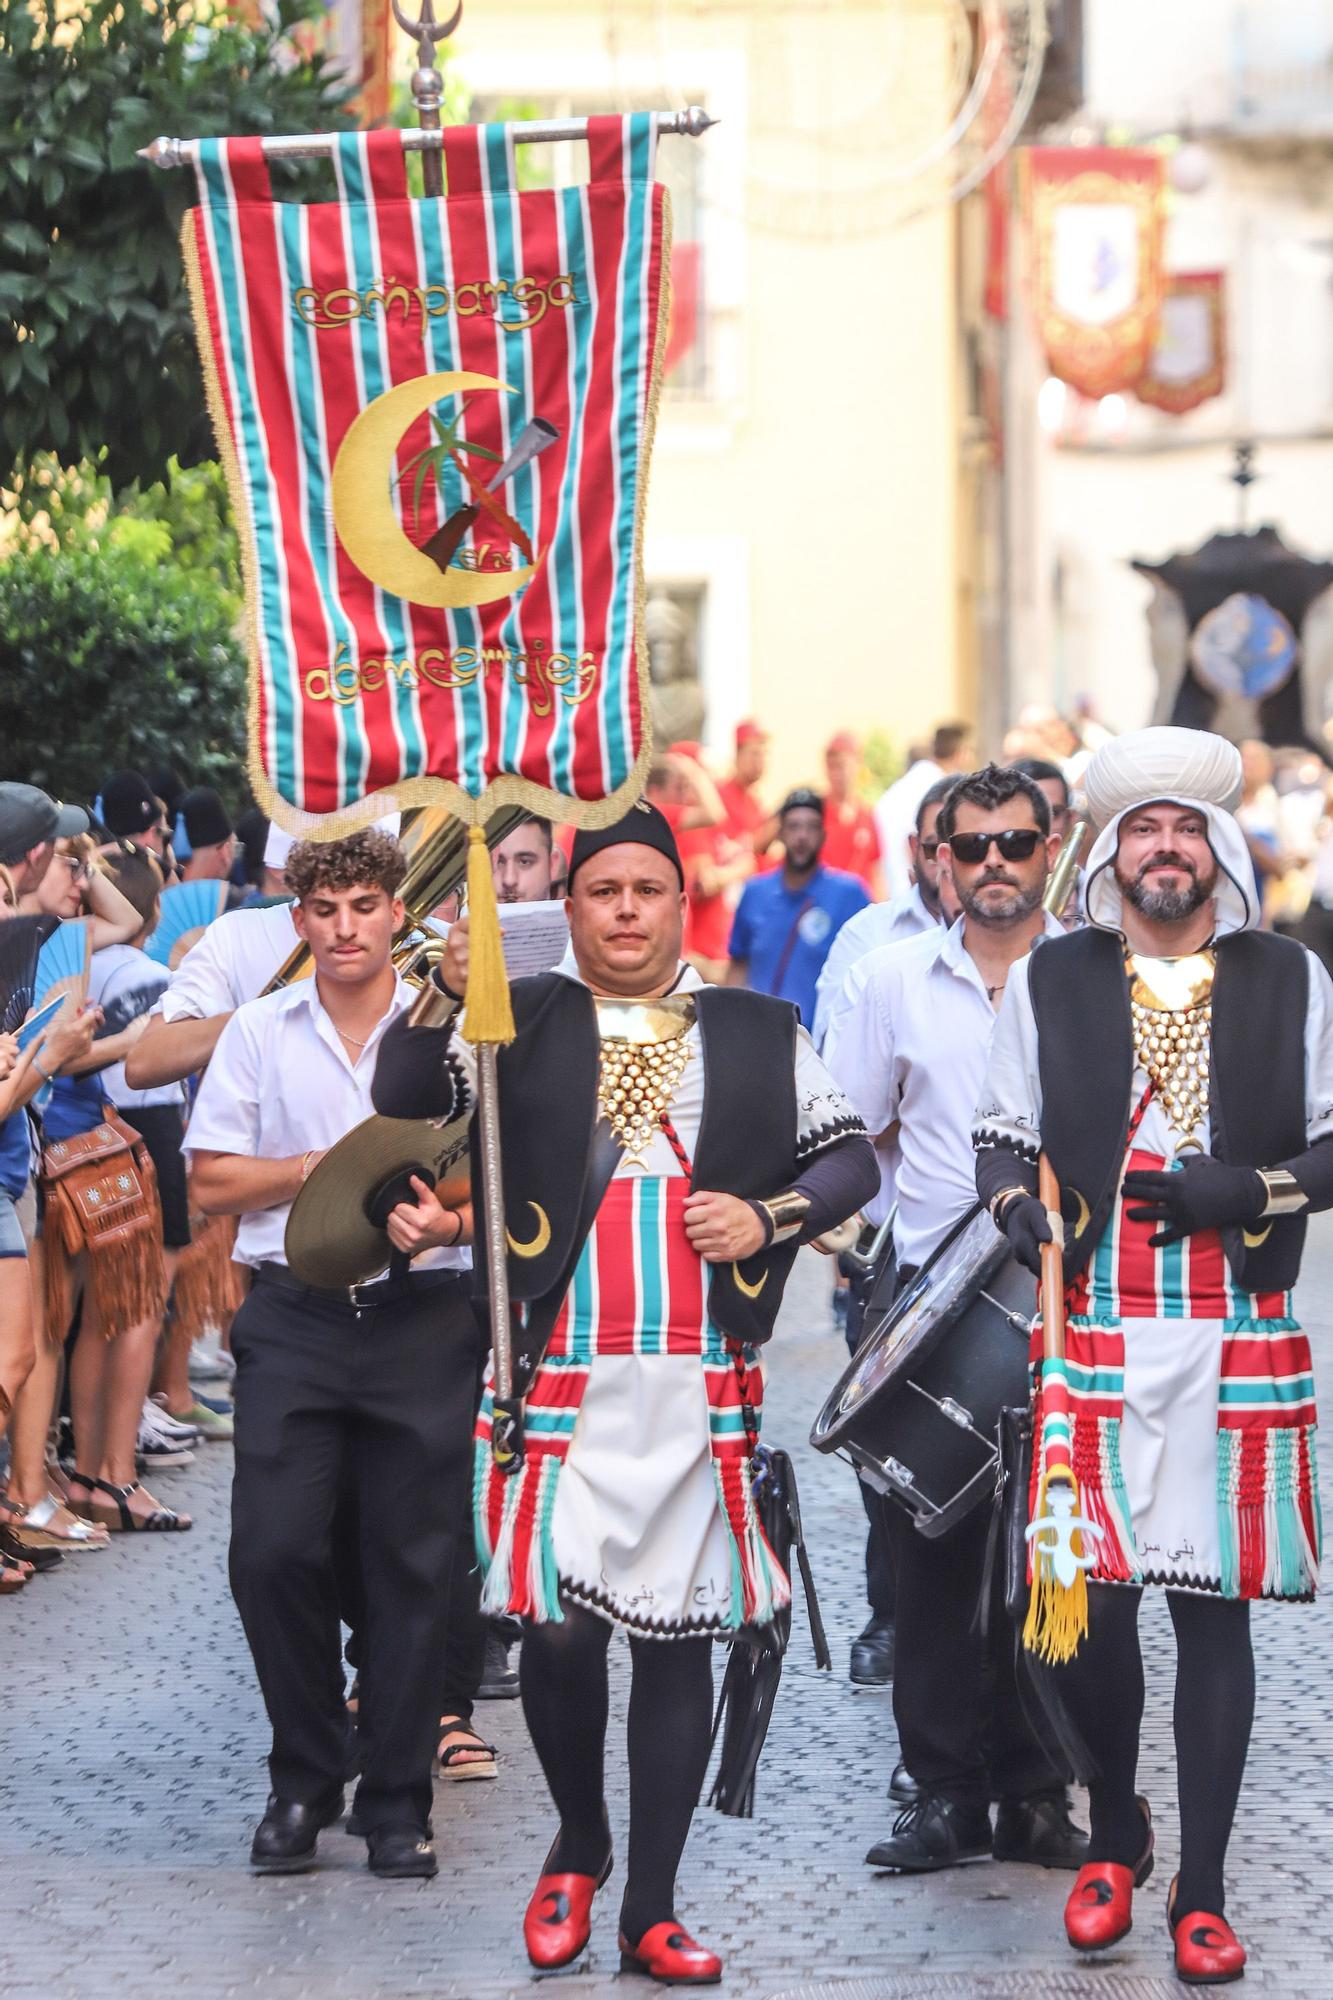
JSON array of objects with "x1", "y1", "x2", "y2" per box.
[
  {"x1": 995, "y1": 1191, "x2": 1053, "y2": 1276},
  {"x1": 1121, "y1": 1154, "x2": 1265, "y2": 1248}
]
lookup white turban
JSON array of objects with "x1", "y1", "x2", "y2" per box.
[{"x1": 1079, "y1": 726, "x2": 1256, "y2": 938}]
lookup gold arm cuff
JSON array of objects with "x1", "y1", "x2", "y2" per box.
[
  {"x1": 407, "y1": 972, "x2": 462, "y2": 1031},
  {"x1": 759, "y1": 1189, "x2": 812, "y2": 1246},
  {"x1": 987, "y1": 1186, "x2": 1032, "y2": 1225},
  {"x1": 1258, "y1": 1168, "x2": 1309, "y2": 1218}
]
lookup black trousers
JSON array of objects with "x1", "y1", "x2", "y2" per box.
[
  {"x1": 888, "y1": 1497, "x2": 1068, "y2": 1807},
  {"x1": 229, "y1": 1270, "x2": 476, "y2": 1832},
  {"x1": 844, "y1": 1273, "x2": 896, "y2": 1621}
]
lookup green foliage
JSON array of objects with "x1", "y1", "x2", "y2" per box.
[
  {"x1": 0, "y1": 0, "x2": 356, "y2": 491},
  {"x1": 861, "y1": 728, "x2": 904, "y2": 798},
  {"x1": 9, "y1": 452, "x2": 240, "y2": 591},
  {"x1": 0, "y1": 531, "x2": 248, "y2": 803}
]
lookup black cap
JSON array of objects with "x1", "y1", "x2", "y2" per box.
[
  {"x1": 147, "y1": 765, "x2": 188, "y2": 819},
  {"x1": 179, "y1": 785, "x2": 233, "y2": 850},
  {"x1": 99, "y1": 770, "x2": 160, "y2": 838},
  {"x1": 0, "y1": 783, "x2": 90, "y2": 865},
  {"x1": 568, "y1": 799, "x2": 684, "y2": 887},
  {"x1": 234, "y1": 805, "x2": 269, "y2": 884},
  {"x1": 780, "y1": 787, "x2": 824, "y2": 819}
]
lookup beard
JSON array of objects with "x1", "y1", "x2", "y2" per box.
[
  {"x1": 1118, "y1": 851, "x2": 1215, "y2": 925},
  {"x1": 956, "y1": 871, "x2": 1044, "y2": 928}
]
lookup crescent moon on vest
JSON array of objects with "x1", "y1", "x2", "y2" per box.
[
  {"x1": 1242, "y1": 1222, "x2": 1273, "y2": 1249},
  {"x1": 330, "y1": 370, "x2": 540, "y2": 609},
  {"x1": 1071, "y1": 1188, "x2": 1091, "y2": 1239},
  {"x1": 732, "y1": 1261, "x2": 768, "y2": 1300},
  {"x1": 507, "y1": 1201, "x2": 552, "y2": 1259}
]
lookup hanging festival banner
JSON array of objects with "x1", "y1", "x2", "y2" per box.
[
  {"x1": 181, "y1": 119, "x2": 668, "y2": 833},
  {"x1": 1021, "y1": 146, "x2": 1165, "y2": 399},
  {"x1": 1133, "y1": 269, "x2": 1227, "y2": 416}
]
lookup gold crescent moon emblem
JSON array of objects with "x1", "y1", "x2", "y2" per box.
[
  {"x1": 732, "y1": 1260, "x2": 767, "y2": 1300},
  {"x1": 507, "y1": 1201, "x2": 552, "y2": 1259},
  {"x1": 330, "y1": 371, "x2": 540, "y2": 609},
  {"x1": 1242, "y1": 1222, "x2": 1273, "y2": 1249},
  {"x1": 1071, "y1": 1188, "x2": 1091, "y2": 1239}
]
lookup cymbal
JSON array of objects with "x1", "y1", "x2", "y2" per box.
[{"x1": 284, "y1": 1112, "x2": 471, "y2": 1287}]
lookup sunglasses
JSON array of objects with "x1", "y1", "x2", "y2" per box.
[
  {"x1": 947, "y1": 829, "x2": 1043, "y2": 865},
  {"x1": 917, "y1": 838, "x2": 941, "y2": 860}
]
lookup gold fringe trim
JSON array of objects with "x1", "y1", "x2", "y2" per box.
[{"x1": 1022, "y1": 1467, "x2": 1092, "y2": 1664}]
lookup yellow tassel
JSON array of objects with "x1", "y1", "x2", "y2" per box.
[
  {"x1": 461, "y1": 824, "x2": 517, "y2": 1047},
  {"x1": 1021, "y1": 1466, "x2": 1091, "y2": 1664}
]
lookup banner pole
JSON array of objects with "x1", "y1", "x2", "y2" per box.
[
  {"x1": 139, "y1": 107, "x2": 716, "y2": 170},
  {"x1": 392, "y1": 0, "x2": 462, "y2": 198}
]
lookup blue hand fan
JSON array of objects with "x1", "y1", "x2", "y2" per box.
[
  {"x1": 33, "y1": 918, "x2": 91, "y2": 1019},
  {"x1": 145, "y1": 880, "x2": 228, "y2": 969}
]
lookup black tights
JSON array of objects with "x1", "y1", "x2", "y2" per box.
[
  {"x1": 520, "y1": 1604, "x2": 714, "y2": 1945},
  {"x1": 1054, "y1": 1584, "x2": 1254, "y2": 1914}
]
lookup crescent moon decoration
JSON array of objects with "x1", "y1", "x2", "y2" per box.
[
  {"x1": 330, "y1": 371, "x2": 541, "y2": 610},
  {"x1": 732, "y1": 1261, "x2": 768, "y2": 1300},
  {"x1": 507, "y1": 1201, "x2": 552, "y2": 1259},
  {"x1": 1071, "y1": 1189, "x2": 1092, "y2": 1239},
  {"x1": 1242, "y1": 1223, "x2": 1273, "y2": 1249}
]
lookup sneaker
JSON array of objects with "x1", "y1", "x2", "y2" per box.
[
  {"x1": 192, "y1": 1391, "x2": 235, "y2": 1418},
  {"x1": 165, "y1": 1399, "x2": 233, "y2": 1443},
  {"x1": 135, "y1": 1427, "x2": 195, "y2": 1471},
  {"x1": 189, "y1": 1334, "x2": 236, "y2": 1384},
  {"x1": 146, "y1": 1397, "x2": 201, "y2": 1445},
  {"x1": 477, "y1": 1628, "x2": 520, "y2": 1700},
  {"x1": 865, "y1": 1793, "x2": 993, "y2": 1873}
]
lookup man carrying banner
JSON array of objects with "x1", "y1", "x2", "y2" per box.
[
  {"x1": 976, "y1": 728, "x2": 1332, "y2": 1985},
  {"x1": 186, "y1": 830, "x2": 478, "y2": 1879},
  {"x1": 373, "y1": 801, "x2": 877, "y2": 1982}
]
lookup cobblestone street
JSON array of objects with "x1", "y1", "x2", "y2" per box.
[{"x1": 5, "y1": 1231, "x2": 1333, "y2": 2000}]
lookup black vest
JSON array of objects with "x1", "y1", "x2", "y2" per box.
[
  {"x1": 1028, "y1": 926, "x2": 1309, "y2": 1291},
  {"x1": 470, "y1": 976, "x2": 802, "y2": 1359}
]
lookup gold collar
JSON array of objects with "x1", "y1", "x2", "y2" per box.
[
  {"x1": 1125, "y1": 949, "x2": 1216, "y2": 1012},
  {"x1": 594, "y1": 994, "x2": 696, "y2": 1044}
]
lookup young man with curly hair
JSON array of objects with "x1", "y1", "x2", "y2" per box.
[{"x1": 185, "y1": 829, "x2": 477, "y2": 1881}]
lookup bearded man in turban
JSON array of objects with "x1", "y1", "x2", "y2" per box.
[{"x1": 972, "y1": 726, "x2": 1333, "y2": 1987}]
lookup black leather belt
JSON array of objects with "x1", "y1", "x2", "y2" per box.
[{"x1": 253, "y1": 1261, "x2": 466, "y2": 1310}]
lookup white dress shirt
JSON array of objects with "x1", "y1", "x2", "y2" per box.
[
  {"x1": 824, "y1": 912, "x2": 1065, "y2": 1270},
  {"x1": 872, "y1": 759, "x2": 941, "y2": 902},
  {"x1": 813, "y1": 884, "x2": 940, "y2": 1049},
  {"x1": 160, "y1": 901, "x2": 299, "y2": 1021},
  {"x1": 182, "y1": 972, "x2": 463, "y2": 1272}
]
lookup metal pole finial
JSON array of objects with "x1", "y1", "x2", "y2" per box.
[{"x1": 391, "y1": 0, "x2": 463, "y2": 194}]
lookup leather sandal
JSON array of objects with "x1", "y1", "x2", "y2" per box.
[
  {"x1": 1064, "y1": 1796, "x2": 1154, "y2": 1951},
  {"x1": 618, "y1": 1922, "x2": 723, "y2": 1985},
  {"x1": 88, "y1": 1479, "x2": 192, "y2": 1533},
  {"x1": 437, "y1": 1715, "x2": 497, "y2": 1781},
  {"x1": 523, "y1": 1842, "x2": 613, "y2": 1971},
  {"x1": 0, "y1": 1547, "x2": 31, "y2": 1593},
  {"x1": 1168, "y1": 1875, "x2": 1247, "y2": 1986},
  {"x1": 8, "y1": 1493, "x2": 109, "y2": 1551}
]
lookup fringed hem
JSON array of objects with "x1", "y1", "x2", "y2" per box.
[
  {"x1": 1217, "y1": 1422, "x2": 1320, "y2": 1601},
  {"x1": 171, "y1": 1215, "x2": 243, "y2": 1348}
]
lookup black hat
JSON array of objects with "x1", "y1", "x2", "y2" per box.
[
  {"x1": 233, "y1": 805, "x2": 269, "y2": 885},
  {"x1": 99, "y1": 770, "x2": 160, "y2": 838},
  {"x1": 147, "y1": 765, "x2": 188, "y2": 819},
  {"x1": 0, "y1": 783, "x2": 90, "y2": 865},
  {"x1": 568, "y1": 799, "x2": 684, "y2": 886},
  {"x1": 179, "y1": 786, "x2": 233, "y2": 850},
  {"x1": 780, "y1": 787, "x2": 824, "y2": 819}
]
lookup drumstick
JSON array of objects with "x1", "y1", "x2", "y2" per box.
[{"x1": 1022, "y1": 1154, "x2": 1099, "y2": 1663}]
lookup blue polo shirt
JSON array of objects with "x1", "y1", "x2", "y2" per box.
[{"x1": 728, "y1": 864, "x2": 870, "y2": 1028}]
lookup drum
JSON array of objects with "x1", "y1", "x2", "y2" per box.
[{"x1": 810, "y1": 1203, "x2": 1034, "y2": 1539}]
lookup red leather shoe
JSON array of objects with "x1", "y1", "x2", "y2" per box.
[
  {"x1": 1064, "y1": 1797, "x2": 1154, "y2": 1952},
  {"x1": 618, "y1": 1922, "x2": 723, "y2": 1985},
  {"x1": 1169, "y1": 1877, "x2": 1247, "y2": 1986},
  {"x1": 522, "y1": 1850, "x2": 613, "y2": 1971}
]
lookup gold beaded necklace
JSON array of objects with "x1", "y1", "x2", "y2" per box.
[
  {"x1": 594, "y1": 994, "x2": 695, "y2": 1166},
  {"x1": 1125, "y1": 949, "x2": 1216, "y2": 1148}
]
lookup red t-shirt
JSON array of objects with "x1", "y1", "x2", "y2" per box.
[
  {"x1": 718, "y1": 778, "x2": 768, "y2": 845},
  {"x1": 680, "y1": 825, "x2": 742, "y2": 963},
  {"x1": 821, "y1": 798, "x2": 881, "y2": 889}
]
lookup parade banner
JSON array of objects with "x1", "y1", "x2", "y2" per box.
[
  {"x1": 1133, "y1": 269, "x2": 1226, "y2": 416},
  {"x1": 182, "y1": 119, "x2": 669, "y2": 831},
  {"x1": 1021, "y1": 146, "x2": 1165, "y2": 399}
]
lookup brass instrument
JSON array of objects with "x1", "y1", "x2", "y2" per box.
[
  {"x1": 1042, "y1": 816, "x2": 1090, "y2": 921},
  {"x1": 262, "y1": 803, "x2": 528, "y2": 993}
]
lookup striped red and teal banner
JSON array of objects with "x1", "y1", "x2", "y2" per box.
[{"x1": 182, "y1": 119, "x2": 669, "y2": 826}]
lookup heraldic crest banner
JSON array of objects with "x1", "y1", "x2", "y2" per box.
[{"x1": 182, "y1": 118, "x2": 669, "y2": 831}]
